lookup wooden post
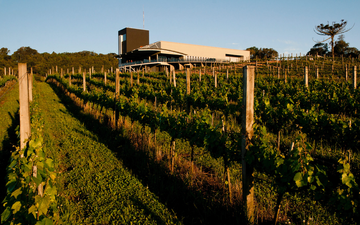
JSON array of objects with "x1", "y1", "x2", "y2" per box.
[
  {"x1": 19, "y1": 63, "x2": 31, "y2": 151},
  {"x1": 29, "y1": 67, "x2": 33, "y2": 102},
  {"x1": 104, "y1": 72, "x2": 107, "y2": 85},
  {"x1": 186, "y1": 68, "x2": 191, "y2": 94},
  {"x1": 142, "y1": 68, "x2": 145, "y2": 77},
  {"x1": 83, "y1": 72, "x2": 86, "y2": 92},
  {"x1": 212, "y1": 67, "x2": 215, "y2": 77},
  {"x1": 130, "y1": 71, "x2": 133, "y2": 87},
  {"x1": 214, "y1": 71, "x2": 218, "y2": 88},
  {"x1": 56, "y1": 66, "x2": 58, "y2": 73},
  {"x1": 137, "y1": 71, "x2": 140, "y2": 85},
  {"x1": 304, "y1": 66, "x2": 308, "y2": 88},
  {"x1": 316, "y1": 67, "x2": 319, "y2": 80},
  {"x1": 61, "y1": 68, "x2": 63, "y2": 78},
  {"x1": 173, "y1": 68, "x2": 176, "y2": 87},
  {"x1": 72, "y1": 67, "x2": 74, "y2": 75},
  {"x1": 226, "y1": 68, "x2": 229, "y2": 80},
  {"x1": 277, "y1": 67, "x2": 280, "y2": 79},
  {"x1": 199, "y1": 68, "x2": 202, "y2": 82},
  {"x1": 115, "y1": 68, "x2": 120, "y2": 94},
  {"x1": 353, "y1": 66, "x2": 357, "y2": 90},
  {"x1": 241, "y1": 65, "x2": 255, "y2": 223},
  {"x1": 89, "y1": 68, "x2": 92, "y2": 79},
  {"x1": 345, "y1": 64, "x2": 348, "y2": 81},
  {"x1": 4, "y1": 67, "x2": 6, "y2": 76}
]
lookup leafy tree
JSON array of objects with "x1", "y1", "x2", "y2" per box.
[
  {"x1": 246, "y1": 47, "x2": 278, "y2": 60},
  {"x1": 314, "y1": 19, "x2": 354, "y2": 60},
  {"x1": 307, "y1": 43, "x2": 329, "y2": 56},
  {"x1": 246, "y1": 46, "x2": 259, "y2": 59},
  {"x1": 334, "y1": 35, "x2": 349, "y2": 57}
]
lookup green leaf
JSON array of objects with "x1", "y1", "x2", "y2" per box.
[
  {"x1": 11, "y1": 187, "x2": 22, "y2": 199},
  {"x1": 6, "y1": 181, "x2": 17, "y2": 193},
  {"x1": 294, "y1": 172, "x2": 305, "y2": 187},
  {"x1": 11, "y1": 201, "x2": 21, "y2": 214},
  {"x1": 33, "y1": 176, "x2": 42, "y2": 186},
  {"x1": 45, "y1": 158, "x2": 54, "y2": 171},
  {"x1": 29, "y1": 205, "x2": 37, "y2": 218},
  {"x1": 1, "y1": 207, "x2": 11, "y2": 223},
  {"x1": 29, "y1": 137, "x2": 43, "y2": 149},
  {"x1": 38, "y1": 196, "x2": 51, "y2": 216}
]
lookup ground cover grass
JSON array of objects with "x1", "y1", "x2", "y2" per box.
[
  {"x1": 35, "y1": 80, "x2": 180, "y2": 224},
  {"x1": 0, "y1": 82, "x2": 19, "y2": 213}
]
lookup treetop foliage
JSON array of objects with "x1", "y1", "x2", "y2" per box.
[
  {"x1": 0, "y1": 46, "x2": 118, "y2": 75},
  {"x1": 246, "y1": 46, "x2": 278, "y2": 60}
]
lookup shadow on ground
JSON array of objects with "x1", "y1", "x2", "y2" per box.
[{"x1": 48, "y1": 81, "x2": 246, "y2": 225}]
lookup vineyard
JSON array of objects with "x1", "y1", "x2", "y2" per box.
[{"x1": 1, "y1": 56, "x2": 360, "y2": 224}]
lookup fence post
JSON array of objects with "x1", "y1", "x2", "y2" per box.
[
  {"x1": 29, "y1": 67, "x2": 33, "y2": 102},
  {"x1": 4, "y1": 67, "x2": 6, "y2": 76},
  {"x1": 214, "y1": 71, "x2": 218, "y2": 88},
  {"x1": 186, "y1": 67, "x2": 191, "y2": 94},
  {"x1": 104, "y1": 72, "x2": 107, "y2": 85},
  {"x1": 353, "y1": 66, "x2": 357, "y2": 90},
  {"x1": 19, "y1": 63, "x2": 31, "y2": 152},
  {"x1": 173, "y1": 68, "x2": 176, "y2": 87},
  {"x1": 304, "y1": 66, "x2": 308, "y2": 88},
  {"x1": 130, "y1": 71, "x2": 133, "y2": 87},
  {"x1": 83, "y1": 72, "x2": 86, "y2": 92},
  {"x1": 242, "y1": 65, "x2": 255, "y2": 223}
]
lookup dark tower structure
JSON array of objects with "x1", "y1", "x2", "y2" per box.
[{"x1": 118, "y1": 27, "x2": 149, "y2": 63}]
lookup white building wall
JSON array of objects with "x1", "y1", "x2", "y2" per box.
[{"x1": 158, "y1": 41, "x2": 250, "y2": 61}]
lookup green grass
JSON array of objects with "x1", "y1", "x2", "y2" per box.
[
  {"x1": 0, "y1": 82, "x2": 19, "y2": 214},
  {"x1": 35, "y1": 80, "x2": 180, "y2": 224}
]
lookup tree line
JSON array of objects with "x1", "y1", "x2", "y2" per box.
[{"x1": 0, "y1": 47, "x2": 118, "y2": 76}]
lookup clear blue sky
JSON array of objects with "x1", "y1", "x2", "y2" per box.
[{"x1": 1, "y1": 0, "x2": 359, "y2": 56}]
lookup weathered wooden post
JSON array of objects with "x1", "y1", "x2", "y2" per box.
[
  {"x1": 114, "y1": 68, "x2": 120, "y2": 128},
  {"x1": 186, "y1": 68, "x2": 191, "y2": 94},
  {"x1": 29, "y1": 67, "x2": 33, "y2": 102},
  {"x1": 137, "y1": 71, "x2": 140, "y2": 85},
  {"x1": 316, "y1": 67, "x2": 319, "y2": 80},
  {"x1": 89, "y1": 68, "x2": 92, "y2": 79},
  {"x1": 212, "y1": 67, "x2": 215, "y2": 77},
  {"x1": 214, "y1": 71, "x2": 218, "y2": 88},
  {"x1": 277, "y1": 67, "x2": 280, "y2": 79},
  {"x1": 345, "y1": 64, "x2": 348, "y2": 81},
  {"x1": 104, "y1": 72, "x2": 107, "y2": 85},
  {"x1": 199, "y1": 68, "x2": 202, "y2": 82},
  {"x1": 304, "y1": 66, "x2": 309, "y2": 88},
  {"x1": 173, "y1": 68, "x2": 177, "y2": 87},
  {"x1": 72, "y1": 67, "x2": 74, "y2": 76},
  {"x1": 353, "y1": 66, "x2": 357, "y2": 90},
  {"x1": 56, "y1": 66, "x2": 58, "y2": 73},
  {"x1": 69, "y1": 72, "x2": 72, "y2": 87},
  {"x1": 83, "y1": 72, "x2": 86, "y2": 92},
  {"x1": 115, "y1": 68, "x2": 120, "y2": 94},
  {"x1": 226, "y1": 68, "x2": 229, "y2": 80},
  {"x1": 19, "y1": 63, "x2": 31, "y2": 151},
  {"x1": 130, "y1": 71, "x2": 133, "y2": 87},
  {"x1": 3, "y1": 67, "x2": 6, "y2": 76},
  {"x1": 111, "y1": 67, "x2": 113, "y2": 74},
  {"x1": 142, "y1": 68, "x2": 145, "y2": 77},
  {"x1": 61, "y1": 68, "x2": 63, "y2": 78},
  {"x1": 242, "y1": 65, "x2": 255, "y2": 223}
]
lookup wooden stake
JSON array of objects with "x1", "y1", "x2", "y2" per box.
[
  {"x1": 241, "y1": 65, "x2": 255, "y2": 223},
  {"x1": 19, "y1": 63, "x2": 31, "y2": 151}
]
